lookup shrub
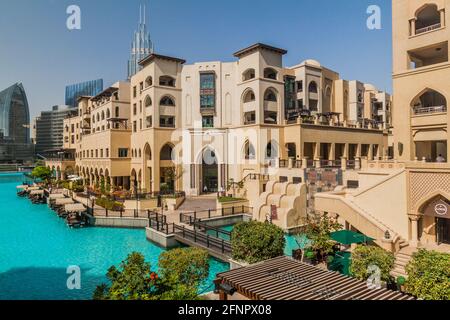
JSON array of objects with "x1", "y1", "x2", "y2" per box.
[
  {"x1": 231, "y1": 220, "x2": 285, "y2": 264},
  {"x1": 405, "y1": 249, "x2": 450, "y2": 300},
  {"x1": 94, "y1": 250, "x2": 208, "y2": 300},
  {"x1": 304, "y1": 213, "x2": 342, "y2": 262},
  {"x1": 158, "y1": 247, "x2": 209, "y2": 288},
  {"x1": 218, "y1": 196, "x2": 246, "y2": 203},
  {"x1": 350, "y1": 245, "x2": 394, "y2": 283}
]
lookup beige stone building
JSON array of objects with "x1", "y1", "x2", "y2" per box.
[
  {"x1": 125, "y1": 45, "x2": 391, "y2": 199},
  {"x1": 315, "y1": 1, "x2": 450, "y2": 267}
]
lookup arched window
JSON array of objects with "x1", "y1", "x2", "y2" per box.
[
  {"x1": 243, "y1": 90, "x2": 256, "y2": 103},
  {"x1": 244, "y1": 140, "x2": 256, "y2": 160},
  {"x1": 308, "y1": 81, "x2": 318, "y2": 93},
  {"x1": 415, "y1": 4, "x2": 441, "y2": 34},
  {"x1": 264, "y1": 68, "x2": 277, "y2": 80},
  {"x1": 412, "y1": 89, "x2": 447, "y2": 114},
  {"x1": 159, "y1": 76, "x2": 175, "y2": 87},
  {"x1": 101, "y1": 111, "x2": 105, "y2": 120},
  {"x1": 106, "y1": 109, "x2": 110, "y2": 118},
  {"x1": 131, "y1": 149, "x2": 135, "y2": 157},
  {"x1": 160, "y1": 96, "x2": 175, "y2": 106},
  {"x1": 144, "y1": 143, "x2": 152, "y2": 160},
  {"x1": 145, "y1": 96, "x2": 152, "y2": 107},
  {"x1": 160, "y1": 144, "x2": 173, "y2": 161},
  {"x1": 138, "y1": 149, "x2": 142, "y2": 158},
  {"x1": 145, "y1": 76, "x2": 153, "y2": 87},
  {"x1": 242, "y1": 69, "x2": 256, "y2": 81},
  {"x1": 96, "y1": 113, "x2": 100, "y2": 121},
  {"x1": 264, "y1": 89, "x2": 277, "y2": 102},
  {"x1": 266, "y1": 141, "x2": 278, "y2": 159}
]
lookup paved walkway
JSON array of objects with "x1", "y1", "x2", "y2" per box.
[{"x1": 160, "y1": 195, "x2": 218, "y2": 225}]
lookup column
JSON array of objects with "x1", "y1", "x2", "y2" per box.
[
  {"x1": 329, "y1": 143, "x2": 336, "y2": 161},
  {"x1": 411, "y1": 19, "x2": 416, "y2": 35},
  {"x1": 368, "y1": 144, "x2": 374, "y2": 160},
  {"x1": 409, "y1": 215, "x2": 420, "y2": 247},
  {"x1": 440, "y1": 10, "x2": 445, "y2": 27}
]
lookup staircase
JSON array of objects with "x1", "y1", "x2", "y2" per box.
[
  {"x1": 391, "y1": 246, "x2": 415, "y2": 279},
  {"x1": 254, "y1": 181, "x2": 307, "y2": 230}
]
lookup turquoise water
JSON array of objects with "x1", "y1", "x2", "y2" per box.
[
  {"x1": 0, "y1": 173, "x2": 228, "y2": 300},
  {"x1": 207, "y1": 224, "x2": 311, "y2": 256}
]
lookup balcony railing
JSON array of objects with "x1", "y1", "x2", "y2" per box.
[
  {"x1": 413, "y1": 105, "x2": 447, "y2": 115},
  {"x1": 416, "y1": 22, "x2": 442, "y2": 35}
]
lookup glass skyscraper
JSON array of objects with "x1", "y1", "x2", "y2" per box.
[
  {"x1": 0, "y1": 83, "x2": 33, "y2": 162},
  {"x1": 127, "y1": 5, "x2": 154, "y2": 79},
  {"x1": 65, "y1": 79, "x2": 103, "y2": 109}
]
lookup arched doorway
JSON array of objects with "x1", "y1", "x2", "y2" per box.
[
  {"x1": 201, "y1": 147, "x2": 218, "y2": 194},
  {"x1": 417, "y1": 194, "x2": 450, "y2": 245}
]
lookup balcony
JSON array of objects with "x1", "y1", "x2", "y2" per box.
[
  {"x1": 413, "y1": 105, "x2": 447, "y2": 115},
  {"x1": 416, "y1": 22, "x2": 441, "y2": 35}
]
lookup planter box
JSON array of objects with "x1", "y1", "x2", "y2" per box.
[{"x1": 216, "y1": 199, "x2": 249, "y2": 211}]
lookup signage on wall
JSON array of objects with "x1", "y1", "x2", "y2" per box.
[{"x1": 424, "y1": 198, "x2": 450, "y2": 219}]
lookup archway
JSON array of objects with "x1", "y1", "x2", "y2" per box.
[
  {"x1": 417, "y1": 193, "x2": 450, "y2": 245},
  {"x1": 144, "y1": 143, "x2": 152, "y2": 192},
  {"x1": 200, "y1": 147, "x2": 218, "y2": 194}
]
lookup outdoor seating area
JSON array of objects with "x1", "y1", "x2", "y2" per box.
[{"x1": 214, "y1": 256, "x2": 415, "y2": 300}]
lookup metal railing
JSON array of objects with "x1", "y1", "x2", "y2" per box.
[
  {"x1": 415, "y1": 22, "x2": 441, "y2": 35},
  {"x1": 179, "y1": 205, "x2": 253, "y2": 224},
  {"x1": 173, "y1": 224, "x2": 231, "y2": 254},
  {"x1": 413, "y1": 105, "x2": 447, "y2": 115}
]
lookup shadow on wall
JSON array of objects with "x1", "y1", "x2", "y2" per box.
[{"x1": 0, "y1": 266, "x2": 105, "y2": 300}]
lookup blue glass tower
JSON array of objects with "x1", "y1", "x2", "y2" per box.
[
  {"x1": 65, "y1": 79, "x2": 104, "y2": 109},
  {"x1": 128, "y1": 5, "x2": 154, "y2": 79}
]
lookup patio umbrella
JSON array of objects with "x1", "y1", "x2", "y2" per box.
[{"x1": 330, "y1": 230, "x2": 374, "y2": 245}]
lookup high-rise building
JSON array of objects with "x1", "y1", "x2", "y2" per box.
[
  {"x1": 35, "y1": 105, "x2": 77, "y2": 156},
  {"x1": 65, "y1": 79, "x2": 103, "y2": 109},
  {"x1": 127, "y1": 5, "x2": 154, "y2": 80},
  {"x1": 0, "y1": 83, "x2": 33, "y2": 162}
]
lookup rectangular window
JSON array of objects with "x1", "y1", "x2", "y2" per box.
[
  {"x1": 106, "y1": 148, "x2": 109, "y2": 157},
  {"x1": 100, "y1": 149, "x2": 103, "y2": 158},
  {"x1": 202, "y1": 116, "x2": 214, "y2": 128},
  {"x1": 133, "y1": 121, "x2": 137, "y2": 132},
  {"x1": 139, "y1": 119, "x2": 142, "y2": 130},
  {"x1": 95, "y1": 149, "x2": 98, "y2": 158},
  {"x1": 200, "y1": 73, "x2": 216, "y2": 109},
  {"x1": 146, "y1": 116, "x2": 152, "y2": 128},
  {"x1": 133, "y1": 86, "x2": 137, "y2": 98},
  {"x1": 118, "y1": 148, "x2": 128, "y2": 158},
  {"x1": 160, "y1": 116, "x2": 175, "y2": 128},
  {"x1": 139, "y1": 82, "x2": 143, "y2": 92},
  {"x1": 133, "y1": 103, "x2": 137, "y2": 115}
]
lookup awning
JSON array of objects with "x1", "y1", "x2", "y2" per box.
[
  {"x1": 55, "y1": 198, "x2": 74, "y2": 205},
  {"x1": 64, "y1": 203, "x2": 86, "y2": 213},
  {"x1": 215, "y1": 256, "x2": 415, "y2": 300},
  {"x1": 48, "y1": 194, "x2": 65, "y2": 200},
  {"x1": 29, "y1": 190, "x2": 44, "y2": 196},
  {"x1": 331, "y1": 230, "x2": 374, "y2": 245}
]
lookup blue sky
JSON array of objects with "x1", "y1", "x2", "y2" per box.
[{"x1": 0, "y1": 0, "x2": 392, "y2": 119}]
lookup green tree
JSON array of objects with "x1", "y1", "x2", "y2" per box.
[
  {"x1": 304, "y1": 213, "x2": 342, "y2": 262},
  {"x1": 158, "y1": 247, "x2": 209, "y2": 288},
  {"x1": 31, "y1": 166, "x2": 52, "y2": 183},
  {"x1": 350, "y1": 245, "x2": 394, "y2": 283},
  {"x1": 94, "y1": 252, "x2": 159, "y2": 300},
  {"x1": 405, "y1": 249, "x2": 450, "y2": 300},
  {"x1": 231, "y1": 220, "x2": 285, "y2": 264},
  {"x1": 94, "y1": 249, "x2": 209, "y2": 300}
]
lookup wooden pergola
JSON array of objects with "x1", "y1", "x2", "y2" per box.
[{"x1": 214, "y1": 256, "x2": 415, "y2": 300}]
